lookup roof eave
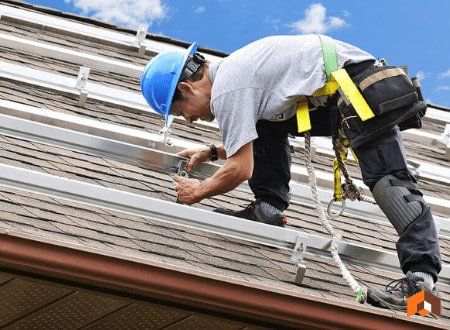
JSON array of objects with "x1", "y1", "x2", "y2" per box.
[{"x1": 0, "y1": 230, "x2": 441, "y2": 329}]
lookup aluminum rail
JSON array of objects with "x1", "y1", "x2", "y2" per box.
[
  {"x1": 0, "y1": 32, "x2": 143, "y2": 78},
  {"x1": 0, "y1": 29, "x2": 448, "y2": 128},
  {"x1": 1, "y1": 98, "x2": 448, "y2": 226},
  {"x1": 0, "y1": 4, "x2": 222, "y2": 63},
  {"x1": 289, "y1": 164, "x2": 449, "y2": 215},
  {"x1": 0, "y1": 162, "x2": 448, "y2": 282},
  {"x1": 0, "y1": 60, "x2": 148, "y2": 111},
  {"x1": 0, "y1": 58, "x2": 448, "y2": 180},
  {"x1": 295, "y1": 136, "x2": 450, "y2": 184},
  {"x1": 1, "y1": 6, "x2": 448, "y2": 124},
  {"x1": 0, "y1": 113, "x2": 217, "y2": 180}
]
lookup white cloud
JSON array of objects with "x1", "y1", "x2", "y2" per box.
[
  {"x1": 65, "y1": 0, "x2": 167, "y2": 29},
  {"x1": 436, "y1": 86, "x2": 450, "y2": 91},
  {"x1": 438, "y1": 69, "x2": 450, "y2": 78},
  {"x1": 270, "y1": 18, "x2": 281, "y2": 31},
  {"x1": 194, "y1": 6, "x2": 205, "y2": 14},
  {"x1": 342, "y1": 10, "x2": 351, "y2": 18},
  {"x1": 416, "y1": 71, "x2": 425, "y2": 80},
  {"x1": 289, "y1": 3, "x2": 347, "y2": 34}
]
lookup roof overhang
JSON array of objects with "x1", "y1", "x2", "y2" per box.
[{"x1": 0, "y1": 229, "x2": 442, "y2": 329}]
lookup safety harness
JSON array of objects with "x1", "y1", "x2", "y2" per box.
[
  {"x1": 297, "y1": 35, "x2": 424, "y2": 303},
  {"x1": 298, "y1": 35, "x2": 375, "y2": 303}
]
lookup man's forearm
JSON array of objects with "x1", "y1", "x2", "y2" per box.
[
  {"x1": 198, "y1": 142, "x2": 253, "y2": 199},
  {"x1": 198, "y1": 160, "x2": 246, "y2": 198}
]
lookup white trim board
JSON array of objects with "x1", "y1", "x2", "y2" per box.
[{"x1": 0, "y1": 60, "x2": 148, "y2": 111}]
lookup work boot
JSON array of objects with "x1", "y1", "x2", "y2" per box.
[
  {"x1": 213, "y1": 199, "x2": 288, "y2": 227},
  {"x1": 366, "y1": 271, "x2": 440, "y2": 312}
]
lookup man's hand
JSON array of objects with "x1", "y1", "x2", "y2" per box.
[
  {"x1": 177, "y1": 147, "x2": 210, "y2": 172},
  {"x1": 173, "y1": 175, "x2": 203, "y2": 204}
]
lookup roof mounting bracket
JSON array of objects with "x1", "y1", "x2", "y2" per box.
[
  {"x1": 444, "y1": 124, "x2": 450, "y2": 160},
  {"x1": 135, "y1": 24, "x2": 148, "y2": 57},
  {"x1": 291, "y1": 235, "x2": 308, "y2": 285},
  {"x1": 75, "y1": 66, "x2": 90, "y2": 107}
]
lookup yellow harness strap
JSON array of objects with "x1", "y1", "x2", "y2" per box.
[
  {"x1": 333, "y1": 155, "x2": 344, "y2": 201},
  {"x1": 296, "y1": 70, "x2": 375, "y2": 134},
  {"x1": 312, "y1": 81, "x2": 339, "y2": 97},
  {"x1": 331, "y1": 69, "x2": 375, "y2": 121},
  {"x1": 295, "y1": 36, "x2": 371, "y2": 208},
  {"x1": 296, "y1": 98, "x2": 311, "y2": 133}
]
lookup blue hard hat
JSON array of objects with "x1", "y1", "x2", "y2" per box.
[{"x1": 140, "y1": 42, "x2": 198, "y2": 128}]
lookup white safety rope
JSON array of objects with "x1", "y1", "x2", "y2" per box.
[{"x1": 304, "y1": 132, "x2": 367, "y2": 303}]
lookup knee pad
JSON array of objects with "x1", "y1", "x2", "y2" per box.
[{"x1": 372, "y1": 175, "x2": 424, "y2": 235}]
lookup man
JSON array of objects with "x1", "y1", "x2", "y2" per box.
[{"x1": 140, "y1": 35, "x2": 441, "y2": 311}]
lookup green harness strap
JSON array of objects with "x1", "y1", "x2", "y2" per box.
[{"x1": 318, "y1": 35, "x2": 339, "y2": 81}]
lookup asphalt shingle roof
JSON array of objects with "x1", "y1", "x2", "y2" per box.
[{"x1": 0, "y1": 1, "x2": 448, "y2": 327}]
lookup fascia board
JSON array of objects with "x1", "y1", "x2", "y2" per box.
[{"x1": 0, "y1": 231, "x2": 441, "y2": 330}]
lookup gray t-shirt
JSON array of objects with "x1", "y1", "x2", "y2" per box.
[{"x1": 208, "y1": 34, "x2": 375, "y2": 157}]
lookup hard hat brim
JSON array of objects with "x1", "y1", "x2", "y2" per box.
[{"x1": 164, "y1": 42, "x2": 198, "y2": 128}]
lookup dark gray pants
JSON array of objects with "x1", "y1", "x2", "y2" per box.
[{"x1": 250, "y1": 119, "x2": 442, "y2": 281}]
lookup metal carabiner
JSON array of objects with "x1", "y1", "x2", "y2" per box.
[{"x1": 327, "y1": 198, "x2": 346, "y2": 218}]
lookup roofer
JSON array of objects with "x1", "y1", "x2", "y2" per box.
[{"x1": 140, "y1": 35, "x2": 442, "y2": 311}]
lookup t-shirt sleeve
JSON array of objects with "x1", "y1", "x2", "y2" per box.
[{"x1": 211, "y1": 88, "x2": 264, "y2": 158}]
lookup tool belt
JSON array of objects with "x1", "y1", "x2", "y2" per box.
[
  {"x1": 296, "y1": 35, "x2": 427, "y2": 147},
  {"x1": 337, "y1": 64, "x2": 426, "y2": 147}
]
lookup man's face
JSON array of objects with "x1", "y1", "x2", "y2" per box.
[{"x1": 170, "y1": 82, "x2": 214, "y2": 124}]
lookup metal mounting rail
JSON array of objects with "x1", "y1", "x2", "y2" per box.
[
  {"x1": 0, "y1": 98, "x2": 448, "y2": 230},
  {"x1": 294, "y1": 135, "x2": 450, "y2": 184},
  {"x1": 0, "y1": 163, "x2": 448, "y2": 283},
  {"x1": 0, "y1": 58, "x2": 448, "y2": 184},
  {"x1": 0, "y1": 30, "x2": 447, "y2": 126},
  {"x1": 0, "y1": 4, "x2": 222, "y2": 63},
  {"x1": 0, "y1": 32, "x2": 143, "y2": 78},
  {"x1": 0, "y1": 60, "x2": 148, "y2": 112},
  {"x1": 0, "y1": 113, "x2": 216, "y2": 180}
]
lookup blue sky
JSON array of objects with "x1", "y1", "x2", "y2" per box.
[{"x1": 26, "y1": 0, "x2": 450, "y2": 107}]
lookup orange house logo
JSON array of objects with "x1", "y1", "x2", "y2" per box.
[{"x1": 407, "y1": 290, "x2": 441, "y2": 317}]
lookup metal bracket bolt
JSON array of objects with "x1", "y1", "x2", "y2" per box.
[
  {"x1": 135, "y1": 24, "x2": 148, "y2": 57},
  {"x1": 444, "y1": 124, "x2": 450, "y2": 161},
  {"x1": 291, "y1": 235, "x2": 308, "y2": 285},
  {"x1": 159, "y1": 126, "x2": 172, "y2": 146},
  {"x1": 76, "y1": 66, "x2": 90, "y2": 107}
]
